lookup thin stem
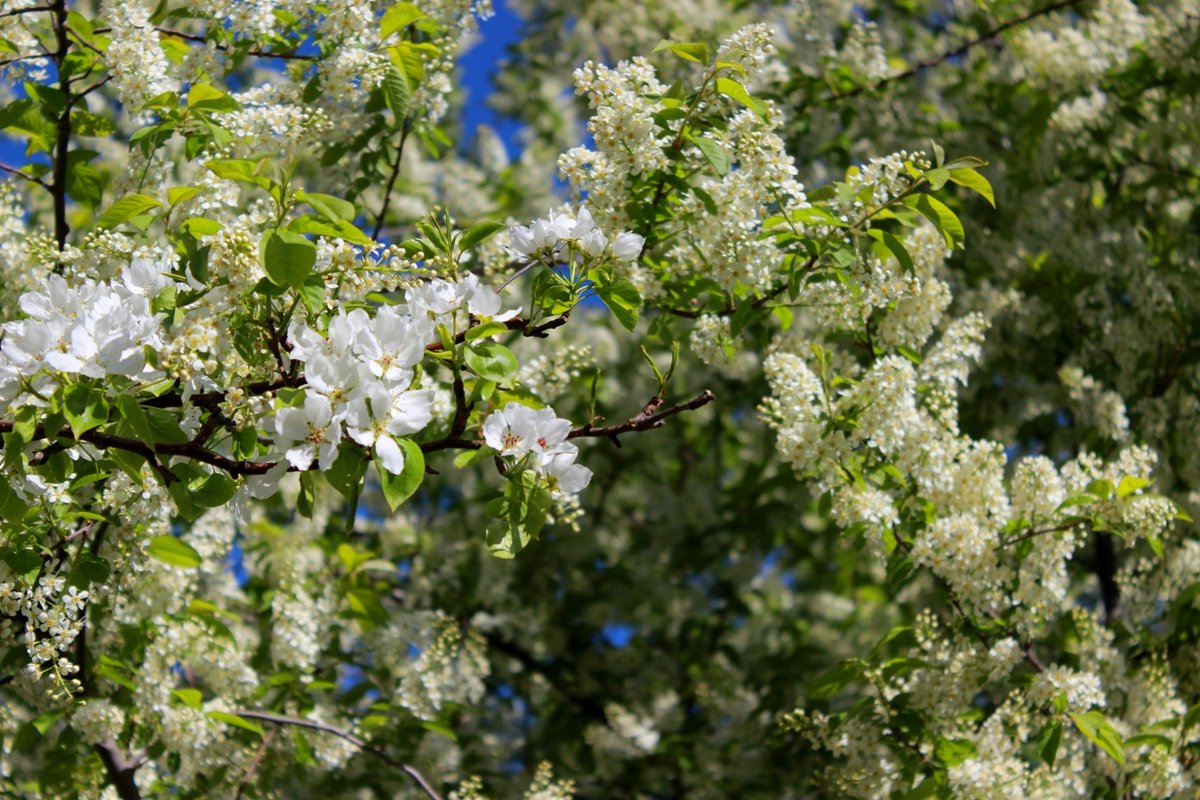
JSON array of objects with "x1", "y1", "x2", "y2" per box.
[
  {"x1": 372, "y1": 120, "x2": 412, "y2": 240},
  {"x1": 0, "y1": 4, "x2": 52, "y2": 18},
  {"x1": 152, "y1": 26, "x2": 315, "y2": 59},
  {"x1": 0, "y1": 162, "x2": 48, "y2": 187},
  {"x1": 232, "y1": 710, "x2": 443, "y2": 800}
]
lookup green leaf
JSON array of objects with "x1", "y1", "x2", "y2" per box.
[
  {"x1": 173, "y1": 688, "x2": 204, "y2": 710},
  {"x1": 808, "y1": 660, "x2": 863, "y2": 699},
  {"x1": 97, "y1": 193, "x2": 162, "y2": 229},
  {"x1": 186, "y1": 83, "x2": 239, "y2": 113},
  {"x1": 651, "y1": 40, "x2": 711, "y2": 65},
  {"x1": 383, "y1": 63, "x2": 412, "y2": 121},
  {"x1": 377, "y1": 438, "x2": 424, "y2": 511},
  {"x1": 465, "y1": 321, "x2": 510, "y2": 341},
  {"x1": 262, "y1": 228, "x2": 317, "y2": 290},
  {"x1": 421, "y1": 720, "x2": 458, "y2": 741},
  {"x1": 1070, "y1": 710, "x2": 1126, "y2": 767},
  {"x1": 148, "y1": 535, "x2": 203, "y2": 569},
  {"x1": 381, "y1": 2, "x2": 427, "y2": 39},
  {"x1": 345, "y1": 587, "x2": 388, "y2": 625},
  {"x1": 458, "y1": 220, "x2": 507, "y2": 251},
  {"x1": 593, "y1": 278, "x2": 641, "y2": 331},
  {"x1": 486, "y1": 469, "x2": 553, "y2": 558},
  {"x1": 924, "y1": 167, "x2": 950, "y2": 190},
  {"x1": 1037, "y1": 719, "x2": 1063, "y2": 767},
  {"x1": 65, "y1": 151, "x2": 102, "y2": 208},
  {"x1": 296, "y1": 190, "x2": 355, "y2": 221},
  {"x1": 205, "y1": 158, "x2": 272, "y2": 192},
  {"x1": 1116, "y1": 475, "x2": 1150, "y2": 498},
  {"x1": 287, "y1": 214, "x2": 374, "y2": 246},
  {"x1": 714, "y1": 76, "x2": 766, "y2": 117},
  {"x1": 68, "y1": 552, "x2": 110, "y2": 588},
  {"x1": 948, "y1": 167, "x2": 996, "y2": 208},
  {"x1": 905, "y1": 193, "x2": 965, "y2": 248},
  {"x1": 934, "y1": 737, "x2": 976, "y2": 767},
  {"x1": 690, "y1": 134, "x2": 729, "y2": 176},
  {"x1": 208, "y1": 712, "x2": 265, "y2": 737},
  {"x1": 327, "y1": 444, "x2": 369, "y2": 500},
  {"x1": 167, "y1": 186, "x2": 199, "y2": 206},
  {"x1": 1, "y1": 548, "x2": 41, "y2": 583},
  {"x1": 62, "y1": 383, "x2": 108, "y2": 438},
  {"x1": 464, "y1": 341, "x2": 519, "y2": 383}
]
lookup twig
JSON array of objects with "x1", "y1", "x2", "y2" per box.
[
  {"x1": 234, "y1": 726, "x2": 278, "y2": 799},
  {"x1": 0, "y1": 5, "x2": 52, "y2": 18},
  {"x1": 372, "y1": 120, "x2": 412, "y2": 240},
  {"x1": 568, "y1": 389, "x2": 716, "y2": 445},
  {"x1": 997, "y1": 521, "x2": 1080, "y2": 549},
  {"x1": 0, "y1": 162, "x2": 48, "y2": 187},
  {"x1": 232, "y1": 710, "x2": 443, "y2": 800},
  {"x1": 808, "y1": 0, "x2": 1086, "y2": 108},
  {"x1": 154, "y1": 27, "x2": 315, "y2": 60}
]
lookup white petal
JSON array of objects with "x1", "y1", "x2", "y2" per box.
[{"x1": 375, "y1": 435, "x2": 406, "y2": 474}]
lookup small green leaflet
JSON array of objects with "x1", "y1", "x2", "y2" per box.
[
  {"x1": 948, "y1": 167, "x2": 996, "y2": 208},
  {"x1": 689, "y1": 133, "x2": 729, "y2": 176},
  {"x1": 380, "y1": 2, "x2": 426, "y2": 39},
  {"x1": 904, "y1": 193, "x2": 965, "y2": 248},
  {"x1": 377, "y1": 439, "x2": 424, "y2": 511},
  {"x1": 262, "y1": 228, "x2": 316, "y2": 290},
  {"x1": 1069, "y1": 710, "x2": 1126, "y2": 767},
  {"x1": 651, "y1": 40, "x2": 711, "y2": 65},
  {"x1": 96, "y1": 194, "x2": 162, "y2": 229},
  {"x1": 148, "y1": 535, "x2": 203, "y2": 568}
]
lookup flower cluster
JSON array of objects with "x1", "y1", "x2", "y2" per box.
[
  {"x1": 0, "y1": 256, "x2": 173, "y2": 406},
  {"x1": 483, "y1": 403, "x2": 592, "y2": 497},
  {"x1": 510, "y1": 205, "x2": 644, "y2": 263}
]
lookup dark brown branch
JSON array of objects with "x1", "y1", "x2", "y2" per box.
[
  {"x1": 424, "y1": 313, "x2": 570, "y2": 353},
  {"x1": 232, "y1": 710, "x2": 443, "y2": 800},
  {"x1": 0, "y1": 420, "x2": 275, "y2": 478},
  {"x1": 810, "y1": 0, "x2": 1086, "y2": 108},
  {"x1": 997, "y1": 521, "x2": 1081, "y2": 549},
  {"x1": 49, "y1": 0, "x2": 70, "y2": 249},
  {"x1": 0, "y1": 4, "x2": 52, "y2": 18},
  {"x1": 0, "y1": 162, "x2": 48, "y2": 187},
  {"x1": 1094, "y1": 531, "x2": 1120, "y2": 624},
  {"x1": 154, "y1": 27, "x2": 315, "y2": 60},
  {"x1": 95, "y1": 740, "x2": 142, "y2": 800},
  {"x1": 0, "y1": 53, "x2": 52, "y2": 67},
  {"x1": 568, "y1": 389, "x2": 715, "y2": 445},
  {"x1": 372, "y1": 120, "x2": 412, "y2": 240}
]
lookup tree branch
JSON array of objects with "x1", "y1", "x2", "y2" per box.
[
  {"x1": 568, "y1": 389, "x2": 716, "y2": 445},
  {"x1": 0, "y1": 161, "x2": 48, "y2": 187},
  {"x1": 49, "y1": 0, "x2": 70, "y2": 249},
  {"x1": 0, "y1": 5, "x2": 52, "y2": 19},
  {"x1": 95, "y1": 740, "x2": 142, "y2": 800},
  {"x1": 809, "y1": 0, "x2": 1087, "y2": 108},
  {"x1": 153, "y1": 27, "x2": 315, "y2": 60},
  {"x1": 232, "y1": 710, "x2": 443, "y2": 800}
]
